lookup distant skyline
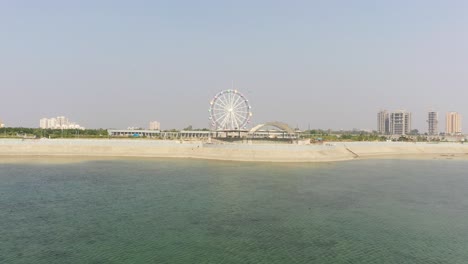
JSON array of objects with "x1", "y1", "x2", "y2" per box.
[{"x1": 1, "y1": 1, "x2": 468, "y2": 131}]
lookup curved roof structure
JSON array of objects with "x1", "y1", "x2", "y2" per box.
[{"x1": 248, "y1": 122, "x2": 296, "y2": 134}]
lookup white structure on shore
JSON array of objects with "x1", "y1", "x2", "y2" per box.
[
  {"x1": 149, "y1": 121, "x2": 161, "y2": 130},
  {"x1": 0, "y1": 118, "x2": 4, "y2": 128},
  {"x1": 427, "y1": 111, "x2": 438, "y2": 135},
  {"x1": 209, "y1": 89, "x2": 253, "y2": 131},
  {"x1": 389, "y1": 110, "x2": 412, "y2": 135},
  {"x1": 446, "y1": 112, "x2": 462, "y2": 135},
  {"x1": 39, "y1": 116, "x2": 85, "y2": 130}
]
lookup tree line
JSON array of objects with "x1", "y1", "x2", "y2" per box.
[
  {"x1": 301, "y1": 130, "x2": 387, "y2": 142},
  {"x1": 0, "y1": 127, "x2": 108, "y2": 139}
]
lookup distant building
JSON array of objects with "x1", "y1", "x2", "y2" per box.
[
  {"x1": 446, "y1": 112, "x2": 462, "y2": 135},
  {"x1": 377, "y1": 110, "x2": 389, "y2": 135},
  {"x1": 127, "y1": 126, "x2": 143, "y2": 130},
  {"x1": 427, "y1": 111, "x2": 438, "y2": 135},
  {"x1": 0, "y1": 119, "x2": 4, "y2": 128},
  {"x1": 149, "y1": 121, "x2": 161, "y2": 130},
  {"x1": 39, "y1": 116, "x2": 84, "y2": 130},
  {"x1": 40, "y1": 118, "x2": 48, "y2": 129},
  {"x1": 47, "y1": 118, "x2": 57, "y2": 128},
  {"x1": 389, "y1": 110, "x2": 411, "y2": 135},
  {"x1": 56, "y1": 116, "x2": 68, "y2": 127}
]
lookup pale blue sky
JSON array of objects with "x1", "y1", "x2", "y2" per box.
[{"x1": 1, "y1": 0, "x2": 467, "y2": 131}]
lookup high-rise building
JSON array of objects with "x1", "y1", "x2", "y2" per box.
[
  {"x1": 389, "y1": 110, "x2": 412, "y2": 135},
  {"x1": 149, "y1": 121, "x2": 161, "y2": 130},
  {"x1": 56, "y1": 116, "x2": 69, "y2": 127},
  {"x1": 39, "y1": 116, "x2": 84, "y2": 130},
  {"x1": 47, "y1": 118, "x2": 57, "y2": 129},
  {"x1": 40, "y1": 118, "x2": 48, "y2": 129},
  {"x1": 0, "y1": 118, "x2": 4, "y2": 128},
  {"x1": 377, "y1": 110, "x2": 389, "y2": 135},
  {"x1": 427, "y1": 111, "x2": 438, "y2": 135},
  {"x1": 446, "y1": 112, "x2": 462, "y2": 135}
]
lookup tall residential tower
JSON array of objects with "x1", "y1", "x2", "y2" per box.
[
  {"x1": 389, "y1": 110, "x2": 412, "y2": 135},
  {"x1": 427, "y1": 111, "x2": 438, "y2": 135},
  {"x1": 446, "y1": 112, "x2": 462, "y2": 135},
  {"x1": 377, "y1": 110, "x2": 389, "y2": 135},
  {"x1": 149, "y1": 121, "x2": 161, "y2": 130}
]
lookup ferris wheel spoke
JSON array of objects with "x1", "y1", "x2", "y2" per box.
[
  {"x1": 231, "y1": 94, "x2": 242, "y2": 107},
  {"x1": 235, "y1": 108, "x2": 248, "y2": 112},
  {"x1": 215, "y1": 114, "x2": 226, "y2": 120},
  {"x1": 232, "y1": 112, "x2": 239, "y2": 129},
  {"x1": 230, "y1": 93, "x2": 237, "y2": 109},
  {"x1": 216, "y1": 108, "x2": 228, "y2": 114},
  {"x1": 233, "y1": 113, "x2": 241, "y2": 129},
  {"x1": 235, "y1": 111, "x2": 249, "y2": 116},
  {"x1": 220, "y1": 113, "x2": 231, "y2": 129},
  {"x1": 227, "y1": 113, "x2": 232, "y2": 129},
  {"x1": 235, "y1": 102, "x2": 248, "y2": 108},
  {"x1": 219, "y1": 93, "x2": 230, "y2": 107},
  {"x1": 214, "y1": 112, "x2": 228, "y2": 124},
  {"x1": 218, "y1": 117, "x2": 226, "y2": 129},
  {"x1": 236, "y1": 102, "x2": 248, "y2": 107},
  {"x1": 213, "y1": 107, "x2": 227, "y2": 112},
  {"x1": 216, "y1": 96, "x2": 229, "y2": 109},
  {"x1": 213, "y1": 102, "x2": 227, "y2": 109},
  {"x1": 225, "y1": 93, "x2": 232, "y2": 103},
  {"x1": 214, "y1": 106, "x2": 228, "y2": 113},
  {"x1": 235, "y1": 110, "x2": 248, "y2": 116},
  {"x1": 231, "y1": 94, "x2": 242, "y2": 110},
  {"x1": 232, "y1": 115, "x2": 242, "y2": 129},
  {"x1": 213, "y1": 100, "x2": 225, "y2": 107},
  {"x1": 230, "y1": 112, "x2": 236, "y2": 129},
  {"x1": 214, "y1": 114, "x2": 226, "y2": 122},
  {"x1": 233, "y1": 108, "x2": 248, "y2": 114},
  {"x1": 233, "y1": 110, "x2": 247, "y2": 118},
  {"x1": 226, "y1": 93, "x2": 233, "y2": 110},
  {"x1": 232, "y1": 98, "x2": 247, "y2": 110},
  {"x1": 233, "y1": 113, "x2": 239, "y2": 129},
  {"x1": 220, "y1": 110, "x2": 230, "y2": 127},
  {"x1": 233, "y1": 111, "x2": 247, "y2": 124}
]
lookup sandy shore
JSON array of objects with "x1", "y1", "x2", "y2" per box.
[{"x1": 1, "y1": 139, "x2": 468, "y2": 163}]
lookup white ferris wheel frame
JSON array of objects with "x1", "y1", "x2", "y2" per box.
[{"x1": 209, "y1": 89, "x2": 252, "y2": 130}]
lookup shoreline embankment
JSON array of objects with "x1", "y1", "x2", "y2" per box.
[{"x1": 1, "y1": 139, "x2": 468, "y2": 163}]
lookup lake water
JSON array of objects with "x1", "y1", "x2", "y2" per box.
[{"x1": 1, "y1": 158, "x2": 468, "y2": 263}]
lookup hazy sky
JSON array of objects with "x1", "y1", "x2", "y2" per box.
[{"x1": 1, "y1": 0, "x2": 467, "y2": 131}]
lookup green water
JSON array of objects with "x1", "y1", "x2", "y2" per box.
[{"x1": 1, "y1": 158, "x2": 468, "y2": 263}]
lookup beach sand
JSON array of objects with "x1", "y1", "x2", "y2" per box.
[{"x1": 1, "y1": 139, "x2": 468, "y2": 163}]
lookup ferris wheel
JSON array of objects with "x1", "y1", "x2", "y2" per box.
[{"x1": 209, "y1": 89, "x2": 252, "y2": 130}]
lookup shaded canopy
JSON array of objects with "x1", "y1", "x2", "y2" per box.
[{"x1": 249, "y1": 122, "x2": 296, "y2": 134}]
